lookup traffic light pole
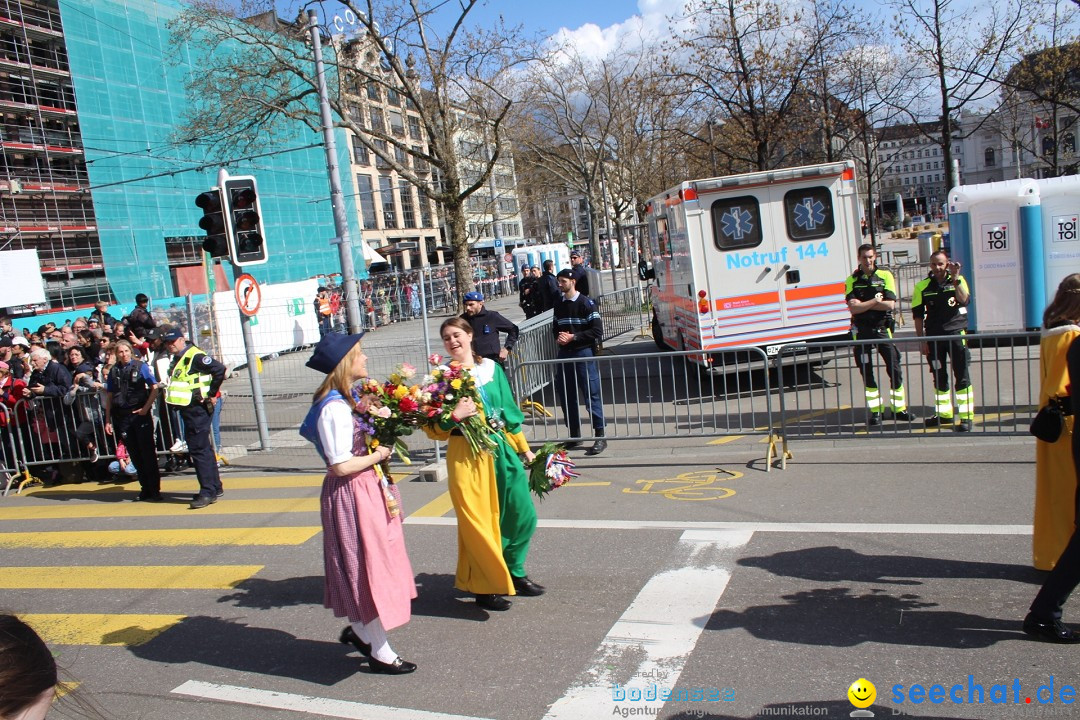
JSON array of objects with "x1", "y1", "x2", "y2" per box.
[
  {"x1": 219, "y1": 168, "x2": 272, "y2": 451},
  {"x1": 308, "y1": 9, "x2": 363, "y2": 334}
]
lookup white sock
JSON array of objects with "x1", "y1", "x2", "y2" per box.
[{"x1": 352, "y1": 618, "x2": 396, "y2": 663}]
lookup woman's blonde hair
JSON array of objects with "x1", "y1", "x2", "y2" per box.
[
  {"x1": 1043, "y1": 273, "x2": 1080, "y2": 329},
  {"x1": 312, "y1": 340, "x2": 363, "y2": 411}
]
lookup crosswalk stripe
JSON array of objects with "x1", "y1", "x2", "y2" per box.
[
  {"x1": 27, "y1": 475, "x2": 325, "y2": 496},
  {"x1": 0, "y1": 527, "x2": 321, "y2": 548},
  {"x1": 410, "y1": 490, "x2": 454, "y2": 517},
  {"x1": 0, "y1": 565, "x2": 263, "y2": 589},
  {"x1": 0, "y1": 497, "x2": 319, "y2": 521},
  {"x1": 22, "y1": 613, "x2": 184, "y2": 646}
]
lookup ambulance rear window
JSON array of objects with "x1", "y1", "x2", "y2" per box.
[
  {"x1": 783, "y1": 187, "x2": 835, "y2": 241},
  {"x1": 710, "y1": 196, "x2": 762, "y2": 251}
]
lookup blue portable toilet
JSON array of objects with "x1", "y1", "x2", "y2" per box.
[
  {"x1": 948, "y1": 179, "x2": 1043, "y2": 332},
  {"x1": 1036, "y1": 175, "x2": 1080, "y2": 306}
]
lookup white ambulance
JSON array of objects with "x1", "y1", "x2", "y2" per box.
[{"x1": 644, "y1": 161, "x2": 860, "y2": 363}]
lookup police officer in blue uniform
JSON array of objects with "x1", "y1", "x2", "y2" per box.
[
  {"x1": 104, "y1": 339, "x2": 162, "y2": 501},
  {"x1": 461, "y1": 291, "x2": 519, "y2": 365},
  {"x1": 162, "y1": 328, "x2": 226, "y2": 509},
  {"x1": 553, "y1": 268, "x2": 606, "y2": 455}
]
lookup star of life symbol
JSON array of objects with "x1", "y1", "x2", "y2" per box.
[
  {"x1": 794, "y1": 197, "x2": 826, "y2": 231},
  {"x1": 721, "y1": 206, "x2": 755, "y2": 241}
]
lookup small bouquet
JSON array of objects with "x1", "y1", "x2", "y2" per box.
[
  {"x1": 526, "y1": 442, "x2": 579, "y2": 499},
  {"x1": 355, "y1": 362, "x2": 426, "y2": 465},
  {"x1": 421, "y1": 354, "x2": 498, "y2": 456}
]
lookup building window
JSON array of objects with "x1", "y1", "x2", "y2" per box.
[
  {"x1": 379, "y1": 175, "x2": 397, "y2": 228},
  {"x1": 394, "y1": 143, "x2": 408, "y2": 166},
  {"x1": 497, "y1": 197, "x2": 518, "y2": 214},
  {"x1": 1043, "y1": 136, "x2": 1056, "y2": 156},
  {"x1": 356, "y1": 174, "x2": 378, "y2": 230},
  {"x1": 352, "y1": 136, "x2": 368, "y2": 165},
  {"x1": 386, "y1": 87, "x2": 401, "y2": 106},
  {"x1": 501, "y1": 221, "x2": 520, "y2": 237},
  {"x1": 399, "y1": 182, "x2": 416, "y2": 229},
  {"x1": 408, "y1": 116, "x2": 422, "y2": 140},
  {"x1": 367, "y1": 81, "x2": 379, "y2": 101},
  {"x1": 418, "y1": 189, "x2": 433, "y2": 227},
  {"x1": 984, "y1": 147, "x2": 996, "y2": 167},
  {"x1": 1065, "y1": 133, "x2": 1076, "y2": 155},
  {"x1": 388, "y1": 110, "x2": 405, "y2": 137},
  {"x1": 369, "y1": 107, "x2": 385, "y2": 134}
]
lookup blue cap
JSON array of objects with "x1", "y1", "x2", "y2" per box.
[
  {"x1": 463, "y1": 291, "x2": 484, "y2": 302},
  {"x1": 161, "y1": 328, "x2": 184, "y2": 343},
  {"x1": 306, "y1": 332, "x2": 365, "y2": 374}
]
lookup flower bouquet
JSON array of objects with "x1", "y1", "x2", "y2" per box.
[
  {"x1": 355, "y1": 362, "x2": 426, "y2": 465},
  {"x1": 526, "y1": 442, "x2": 579, "y2": 499},
  {"x1": 421, "y1": 354, "x2": 498, "y2": 456}
]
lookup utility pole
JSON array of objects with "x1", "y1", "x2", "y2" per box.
[{"x1": 308, "y1": 10, "x2": 363, "y2": 333}]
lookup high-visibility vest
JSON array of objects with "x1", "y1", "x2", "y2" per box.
[
  {"x1": 165, "y1": 345, "x2": 212, "y2": 406},
  {"x1": 318, "y1": 297, "x2": 332, "y2": 316}
]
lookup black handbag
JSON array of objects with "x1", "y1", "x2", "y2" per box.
[{"x1": 1030, "y1": 397, "x2": 1070, "y2": 443}]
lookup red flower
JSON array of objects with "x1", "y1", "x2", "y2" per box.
[{"x1": 399, "y1": 396, "x2": 419, "y2": 412}]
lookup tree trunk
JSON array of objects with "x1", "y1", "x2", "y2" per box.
[{"x1": 444, "y1": 202, "x2": 473, "y2": 312}]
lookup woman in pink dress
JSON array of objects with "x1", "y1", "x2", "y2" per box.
[{"x1": 300, "y1": 332, "x2": 417, "y2": 674}]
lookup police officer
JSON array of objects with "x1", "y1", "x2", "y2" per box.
[
  {"x1": 552, "y1": 268, "x2": 606, "y2": 455},
  {"x1": 912, "y1": 250, "x2": 973, "y2": 431},
  {"x1": 461, "y1": 291, "x2": 519, "y2": 365},
  {"x1": 569, "y1": 250, "x2": 590, "y2": 297},
  {"x1": 104, "y1": 339, "x2": 162, "y2": 501},
  {"x1": 518, "y1": 266, "x2": 537, "y2": 318},
  {"x1": 846, "y1": 243, "x2": 913, "y2": 426},
  {"x1": 161, "y1": 328, "x2": 226, "y2": 508},
  {"x1": 536, "y1": 260, "x2": 560, "y2": 314}
]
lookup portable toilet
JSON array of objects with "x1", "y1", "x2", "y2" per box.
[
  {"x1": 511, "y1": 242, "x2": 570, "y2": 277},
  {"x1": 948, "y1": 179, "x2": 1043, "y2": 332},
  {"x1": 1036, "y1": 175, "x2": 1080, "y2": 305}
]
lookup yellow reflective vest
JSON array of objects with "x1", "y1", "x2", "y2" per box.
[{"x1": 165, "y1": 345, "x2": 212, "y2": 406}]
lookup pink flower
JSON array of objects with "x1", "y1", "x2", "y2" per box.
[
  {"x1": 374, "y1": 406, "x2": 392, "y2": 419},
  {"x1": 399, "y1": 362, "x2": 417, "y2": 380},
  {"x1": 428, "y1": 353, "x2": 443, "y2": 366}
]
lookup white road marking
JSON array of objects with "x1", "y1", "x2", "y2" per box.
[
  {"x1": 171, "y1": 680, "x2": 495, "y2": 720},
  {"x1": 405, "y1": 516, "x2": 1033, "y2": 534},
  {"x1": 542, "y1": 529, "x2": 752, "y2": 719}
]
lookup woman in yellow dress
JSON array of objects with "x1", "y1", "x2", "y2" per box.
[
  {"x1": 1033, "y1": 273, "x2": 1080, "y2": 570},
  {"x1": 424, "y1": 318, "x2": 528, "y2": 611}
]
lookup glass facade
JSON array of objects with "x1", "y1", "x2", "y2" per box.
[{"x1": 58, "y1": 0, "x2": 365, "y2": 308}]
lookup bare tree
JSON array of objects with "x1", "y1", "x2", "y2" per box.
[
  {"x1": 889, "y1": 0, "x2": 1029, "y2": 194},
  {"x1": 170, "y1": 0, "x2": 535, "y2": 299}
]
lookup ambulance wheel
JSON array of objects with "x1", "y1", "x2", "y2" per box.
[{"x1": 651, "y1": 314, "x2": 667, "y2": 351}]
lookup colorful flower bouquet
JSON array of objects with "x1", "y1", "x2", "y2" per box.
[
  {"x1": 526, "y1": 442, "x2": 579, "y2": 499},
  {"x1": 354, "y1": 362, "x2": 427, "y2": 465},
  {"x1": 421, "y1": 354, "x2": 498, "y2": 456}
]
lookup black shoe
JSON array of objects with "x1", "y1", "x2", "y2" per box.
[
  {"x1": 892, "y1": 410, "x2": 914, "y2": 421},
  {"x1": 585, "y1": 439, "x2": 607, "y2": 456},
  {"x1": 134, "y1": 493, "x2": 163, "y2": 502},
  {"x1": 339, "y1": 626, "x2": 372, "y2": 657},
  {"x1": 368, "y1": 656, "x2": 417, "y2": 674},
  {"x1": 512, "y1": 575, "x2": 545, "y2": 597},
  {"x1": 924, "y1": 415, "x2": 944, "y2": 428},
  {"x1": 189, "y1": 494, "x2": 218, "y2": 509},
  {"x1": 868, "y1": 413, "x2": 881, "y2": 426},
  {"x1": 563, "y1": 441, "x2": 582, "y2": 450},
  {"x1": 1023, "y1": 614, "x2": 1080, "y2": 643},
  {"x1": 956, "y1": 419, "x2": 972, "y2": 432},
  {"x1": 475, "y1": 593, "x2": 512, "y2": 611},
  {"x1": 190, "y1": 490, "x2": 225, "y2": 501}
]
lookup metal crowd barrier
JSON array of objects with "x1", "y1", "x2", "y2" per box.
[
  {"x1": 512, "y1": 346, "x2": 783, "y2": 470},
  {"x1": 880, "y1": 262, "x2": 930, "y2": 326},
  {"x1": 771, "y1": 331, "x2": 1040, "y2": 465},
  {"x1": 506, "y1": 309, "x2": 556, "y2": 417},
  {"x1": 597, "y1": 286, "x2": 645, "y2": 344}
]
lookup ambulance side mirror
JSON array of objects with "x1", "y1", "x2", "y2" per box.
[{"x1": 638, "y1": 259, "x2": 654, "y2": 281}]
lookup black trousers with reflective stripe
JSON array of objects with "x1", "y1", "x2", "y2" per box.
[{"x1": 180, "y1": 403, "x2": 220, "y2": 498}]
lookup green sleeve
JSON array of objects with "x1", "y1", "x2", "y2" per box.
[
  {"x1": 880, "y1": 270, "x2": 898, "y2": 300},
  {"x1": 493, "y1": 364, "x2": 525, "y2": 433},
  {"x1": 956, "y1": 276, "x2": 970, "y2": 303},
  {"x1": 911, "y1": 278, "x2": 926, "y2": 319},
  {"x1": 844, "y1": 274, "x2": 856, "y2": 300}
]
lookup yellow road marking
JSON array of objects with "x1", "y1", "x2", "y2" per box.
[
  {"x1": 0, "y1": 565, "x2": 263, "y2": 590},
  {"x1": 27, "y1": 475, "x2": 324, "y2": 496},
  {"x1": 0, "y1": 527, "x2": 321, "y2": 549},
  {"x1": 22, "y1": 614, "x2": 183, "y2": 646},
  {"x1": 410, "y1": 491, "x2": 454, "y2": 517},
  {"x1": 708, "y1": 435, "x2": 744, "y2": 445},
  {"x1": 564, "y1": 481, "x2": 611, "y2": 487},
  {"x1": 0, "y1": 497, "x2": 319, "y2": 521}
]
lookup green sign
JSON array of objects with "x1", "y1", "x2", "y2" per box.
[
  {"x1": 567, "y1": 231, "x2": 574, "y2": 246},
  {"x1": 288, "y1": 297, "x2": 306, "y2": 316}
]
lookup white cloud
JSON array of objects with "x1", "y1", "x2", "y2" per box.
[{"x1": 543, "y1": 0, "x2": 677, "y2": 62}]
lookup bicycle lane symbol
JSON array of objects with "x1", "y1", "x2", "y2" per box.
[{"x1": 622, "y1": 469, "x2": 741, "y2": 501}]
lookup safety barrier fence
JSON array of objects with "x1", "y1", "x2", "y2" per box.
[
  {"x1": 597, "y1": 286, "x2": 646, "y2": 343},
  {"x1": 506, "y1": 310, "x2": 557, "y2": 404},
  {"x1": 880, "y1": 262, "x2": 931, "y2": 327}
]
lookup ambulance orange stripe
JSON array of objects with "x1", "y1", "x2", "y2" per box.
[
  {"x1": 705, "y1": 324, "x2": 850, "y2": 350},
  {"x1": 785, "y1": 282, "x2": 846, "y2": 301},
  {"x1": 713, "y1": 290, "x2": 780, "y2": 311}
]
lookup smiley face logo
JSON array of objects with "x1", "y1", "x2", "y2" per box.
[{"x1": 847, "y1": 678, "x2": 876, "y2": 709}]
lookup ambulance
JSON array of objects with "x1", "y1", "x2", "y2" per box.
[{"x1": 644, "y1": 161, "x2": 860, "y2": 364}]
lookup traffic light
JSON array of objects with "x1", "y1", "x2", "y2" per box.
[
  {"x1": 224, "y1": 176, "x2": 268, "y2": 266},
  {"x1": 195, "y1": 188, "x2": 229, "y2": 258}
]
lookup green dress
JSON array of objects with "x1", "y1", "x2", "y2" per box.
[{"x1": 475, "y1": 360, "x2": 538, "y2": 577}]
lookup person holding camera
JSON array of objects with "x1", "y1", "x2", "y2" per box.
[
  {"x1": 912, "y1": 250, "x2": 973, "y2": 431},
  {"x1": 423, "y1": 317, "x2": 543, "y2": 612},
  {"x1": 161, "y1": 328, "x2": 225, "y2": 509}
]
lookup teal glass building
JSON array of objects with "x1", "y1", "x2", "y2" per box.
[{"x1": 58, "y1": 0, "x2": 365, "y2": 308}]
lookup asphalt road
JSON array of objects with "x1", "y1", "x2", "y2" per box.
[{"x1": 2, "y1": 431, "x2": 1075, "y2": 720}]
